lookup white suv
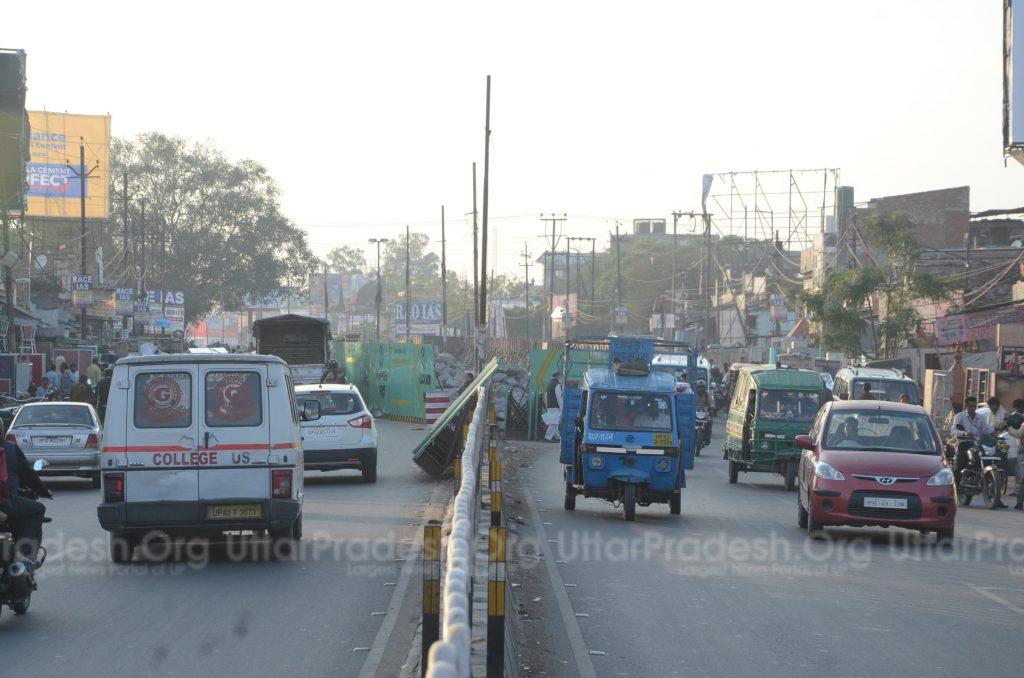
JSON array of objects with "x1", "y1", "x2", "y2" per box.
[{"x1": 294, "y1": 384, "x2": 379, "y2": 483}]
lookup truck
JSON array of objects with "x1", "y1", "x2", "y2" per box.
[{"x1": 251, "y1": 314, "x2": 332, "y2": 385}]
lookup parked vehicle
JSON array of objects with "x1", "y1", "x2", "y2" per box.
[
  {"x1": 560, "y1": 337, "x2": 697, "y2": 521},
  {"x1": 724, "y1": 365, "x2": 827, "y2": 490},
  {"x1": 294, "y1": 384, "x2": 380, "y2": 482},
  {"x1": 0, "y1": 460, "x2": 51, "y2": 617},
  {"x1": 832, "y1": 366, "x2": 920, "y2": 404},
  {"x1": 97, "y1": 354, "x2": 318, "y2": 562},
  {"x1": 949, "y1": 425, "x2": 1008, "y2": 509},
  {"x1": 252, "y1": 314, "x2": 333, "y2": 385},
  {"x1": 796, "y1": 400, "x2": 956, "y2": 543},
  {"x1": 6, "y1": 402, "x2": 103, "y2": 488}
]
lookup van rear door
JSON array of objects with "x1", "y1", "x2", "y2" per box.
[
  {"x1": 125, "y1": 365, "x2": 201, "y2": 526},
  {"x1": 198, "y1": 366, "x2": 271, "y2": 521}
]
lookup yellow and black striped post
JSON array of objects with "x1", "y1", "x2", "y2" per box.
[
  {"x1": 489, "y1": 424, "x2": 501, "y2": 527},
  {"x1": 487, "y1": 525, "x2": 506, "y2": 677},
  {"x1": 422, "y1": 521, "x2": 442, "y2": 676}
]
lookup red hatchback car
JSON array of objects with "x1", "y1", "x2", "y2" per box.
[{"x1": 796, "y1": 400, "x2": 956, "y2": 543}]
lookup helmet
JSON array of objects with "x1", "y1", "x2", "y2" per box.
[{"x1": 328, "y1": 359, "x2": 338, "y2": 368}]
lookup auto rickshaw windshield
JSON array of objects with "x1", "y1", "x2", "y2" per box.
[{"x1": 590, "y1": 392, "x2": 672, "y2": 431}]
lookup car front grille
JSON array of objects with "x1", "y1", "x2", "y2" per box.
[{"x1": 847, "y1": 490, "x2": 923, "y2": 519}]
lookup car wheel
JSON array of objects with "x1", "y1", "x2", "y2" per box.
[
  {"x1": 563, "y1": 483, "x2": 576, "y2": 511},
  {"x1": 806, "y1": 506, "x2": 825, "y2": 539},
  {"x1": 270, "y1": 516, "x2": 301, "y2": 558},
  {"x1": 623, "y1": 484, "x2": 636, "y2": 522},
  {"x1": 362, "y1": 464, "x2": 378, "y2": 484},
  {"x1": 935, "y1": 524, "x2": 955, "y2": 546},
  {"x1": 91, "y1": 474, "x2": 101, "y2": 489},
  {"x1": 109, "y1": 534, "x2": 136, "y2": 564},
  {"x1": 728, "y1": 460, "x2": 739, "y2": 484},
  {"x1": 669, "y1": 492, "x2": 681, "y2": 516},
  {"x1": 13, "y1": 591, "x2": 30, "y2": 615},
  {"x1": 797, "y1": 493, "x2": 808, "y2": 529}
]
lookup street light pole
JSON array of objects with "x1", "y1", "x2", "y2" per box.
[
  {"x1": 369, "y1": 237, "x2": 389, "y2": 343},
  {"x1": 67, "y1": 138, "x2": 99, "y2": 340}
]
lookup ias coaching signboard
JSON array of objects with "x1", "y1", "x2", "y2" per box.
[{"x1": 394, "y1": 302, "x2": 444, "y2": 336}]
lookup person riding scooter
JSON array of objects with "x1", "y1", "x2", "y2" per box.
[
  {"x1": 1, "y1": 434, "x2": 52, "y2": 564},
  {"x1": 696, "y1": 382, "x2": 713, "y2": 445}
]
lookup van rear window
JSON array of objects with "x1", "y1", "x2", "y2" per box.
[
  {"x1": 206, "y1": 372, "x2": 263, "y2": 427},
  {"x1": 135, "y1": 372, "x2": 192, "y2": 429}
]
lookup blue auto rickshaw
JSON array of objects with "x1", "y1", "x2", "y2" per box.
[{"x1": 559, "y1": 337, "x2": 697, "y2": 521}]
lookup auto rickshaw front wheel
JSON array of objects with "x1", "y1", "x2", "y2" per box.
[{"x1": 623, "y1": 484, "x2": 637, "y2": 521}]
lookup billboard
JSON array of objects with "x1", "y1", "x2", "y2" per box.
[
  {"x1": 394, "y1": 301, "x2": 444, "y2": 337},
  {"x1": 1006, "y1": 0, "x2": 1024, "y2": 163},
  {"x1": 26, "y1": 110, "x2": 110, "y2": 219}
]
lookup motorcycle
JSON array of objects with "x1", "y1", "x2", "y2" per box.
[
  {"x1": 695, "y1": 408, "x2": 709, "y2": 457},
  {"x1": 951, "y1": 425, "x2": 1007, "y2": 509},
  {"x1": 0, "y1": 460, "x2": 51, "y2": 617}
]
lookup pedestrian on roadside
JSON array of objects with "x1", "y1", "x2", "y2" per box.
[
  {"x1": 544, "y1": 372, "x2": 563, "y2": 442},
  {"x1": 1005, "y1": 398, "x2": 1024, "y2": 510},
  {"x1": 87, "y1": 357, "x2": 102, "y2": 387},
  {"x1": 70, "y1": 374, "x2": 93, "y2": 403},
  {"x1": 58, "y1": 363, "x2": 74, "y2": 400},
  {"x1": 96, "y1": 368, "x2": 113, "y2": 425}
]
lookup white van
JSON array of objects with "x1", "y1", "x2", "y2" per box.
[
  {"x1": 96, "y1": 354, "x2": 318, "y2": 562},
  {"x1": 832, "y1": 366, "x2": 920, "y2": 404}
]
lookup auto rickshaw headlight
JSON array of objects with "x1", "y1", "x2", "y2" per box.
[
  {"x1": 926, "y1": 468, "x2": 954, "y2": 486},
  {"x1": 588, "y1": 455, "x2": 604, "y2": 470},
  {"x1": 655, "y1": 458, "x2": 671, "y2": 472}
]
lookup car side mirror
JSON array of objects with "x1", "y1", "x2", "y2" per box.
[
  {"x1": 32, "y1": 459, "x2": 46, "y2": 472},
  {"x1": 370, "y1": 408, "x2": 383, "y2": 418},
  {"x1": 302, "y1": 400, "x2": 321, "y2": 422},
  {"x1": 795, "y1": 434, "x2": 813, "y2": 450}
]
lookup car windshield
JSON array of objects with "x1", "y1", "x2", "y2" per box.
[
  {"x1": 295, "y1": 391, "x2": 362, "y2": 417},
  {"x1": 757, "y1": 390, "x2": 821, "y2": 422},
  {"x1": 589, "y1": 392, "x2": 672, "y2": 432},
  {"x1": 14, "y1": 405, "x2": 95, "y2": 427},
  {"x1": 852, "y1": 379, "x2": 919, "y2": 404},
  {"x1": 825, "y1": 410, "x2": 941, "y2": 454}
]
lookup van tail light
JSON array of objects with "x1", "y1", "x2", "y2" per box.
[
  {"x1": 104, "y1": 472, "x2": 125, "y2": 503},
  {"x1": 272, "y1": 470, "x2": 292, "y2": 499},
  {"x1": 348, "y1": 415, "x2": 373, "y2": 429},
  {"x1": 5, "y1": 433, "x2": 15, "y2": 443},
  {"x1": 85, "y1": 434, "x2": 100, "y2": 449}
]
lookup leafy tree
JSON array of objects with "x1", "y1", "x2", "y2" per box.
[
  {"x1": 327, "y1": 245, "x2": 368, "y2": 274},
  {"x1": 796, "y1": 267, "x2": 885, "y2": 356},
  {"x1": 110, "y1": 133, "x2": 317, "y2": 323}
]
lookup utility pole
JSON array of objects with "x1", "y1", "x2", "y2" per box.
[
  {"x1": 122, "y1": 172, "x2": 130, "y2": 277},
  {"x1": 405, "y1": 224, "x2": 411, "y2": 341},
  {"x1": 701, "y1": 174, "x2": 713, "y2": 349},
  {"x1": 440, "y1": 205, "x2": 447, "y2": 331},
  {"x1": 322, "y1": 259, "x2": 329, "y2": 321},
  {"x1": 520, "y1": 245, "x2": 531, "y2": 341},
  {"x1": 479, "y1": 75, "x2": 491, "y2": 328},
  {"x1": 540, "y1": 213, "x2": 567, "y2": 342},
  {"x1": 1, "y1": 206, "x2": 15, "y2": 353},
  {"x1": 613, "y1": 221, "x2": 624, "y2": 333},
  {"x1": 67, "y1": 138, "x2": 100, "y2": 340},
  {"x1": 470, "y1": 163, "x2": 478, "y2": 332},
  {"x1": 368, "y1": 237, "x2": 389, "y2": 343}
]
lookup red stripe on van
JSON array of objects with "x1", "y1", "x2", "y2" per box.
[{"x1": 102, "y1": 445, "x2": 192, "y2": 453}]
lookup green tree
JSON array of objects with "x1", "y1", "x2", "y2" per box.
[
  {"x1": 327, "y1": 245, "x2": 368, "y2": 274},
  {"x1": 110, "y1": 133, "x2": 317, "y2": 323}
]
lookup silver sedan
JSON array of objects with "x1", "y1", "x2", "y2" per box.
[{"x1": 6, "y1": 402, "x2": 103, "y2": 488}]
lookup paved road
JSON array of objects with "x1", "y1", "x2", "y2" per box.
[
  {"x1": 508, "y1": 419, "x2": 1024, "y2": 678},
  {"x1": 0, "y1": 420, "x2": 444, "y2": 678}
]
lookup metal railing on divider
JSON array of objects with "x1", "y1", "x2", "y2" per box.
[{"x1": 424, "y1": 385, "x2": 489, "y2": 678}]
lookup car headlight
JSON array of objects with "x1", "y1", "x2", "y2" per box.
[
  {"x1": 926, "y1": 468, "x2": 954, "y2": 486},
  {"x1": 588, "y1": 455, "x2": 604, "y2": 470},
  {"x1": 814, "y1": 461, "x2": 845, "y2": 481}
]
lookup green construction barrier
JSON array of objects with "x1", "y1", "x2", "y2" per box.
[
  {"x1": 528, "y1": 347, "x2": 609, "y2": 439},
  {"x1": 335, "y1": 341, "x2": 438, "y2": 420}
]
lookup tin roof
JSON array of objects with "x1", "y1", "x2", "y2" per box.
[{"x1": 744, "y1": 365, "x2": 824, "y2": 390}]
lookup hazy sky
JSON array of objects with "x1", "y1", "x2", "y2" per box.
[{"x1": 8, "y1": 0, "x2": 1021, "y2": 279}]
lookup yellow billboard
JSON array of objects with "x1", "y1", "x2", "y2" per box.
[{"x1": 25, "y1": 110, "x2": 110, "y2": 219}]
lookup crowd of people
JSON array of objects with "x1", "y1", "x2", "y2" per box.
[{"x1": 23, "y1": 356, "x2": 115, "y2": 423}]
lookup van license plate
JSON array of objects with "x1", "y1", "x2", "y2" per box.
[
  {"x1": 207, "y1": 504, "x2": 262, "y2": 519},
  {"x1": 863, "y1": 497, "x2": 907, "y2": 509}
]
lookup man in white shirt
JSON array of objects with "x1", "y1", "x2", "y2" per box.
[
  {"x1": 950, "y1": 396, "x2": 997, "y2": 498},
  {"x1": 986, "y1": 396, "x2": 1008, "y2": 432},
  {"x1": 634, "y1": 399, "x2": 670, "y2": 429}
]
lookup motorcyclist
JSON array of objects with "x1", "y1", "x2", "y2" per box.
[
  {"x1": 950, "y1": 395, "x2": 1000, "y2": 501},
  {"x1": 1, "y1": 434, "x2": 52, "y2": 564},
  {"x1": 696, "y1": 381, "x2": 713, "y2": 444},
  {"x1": 320, "y1": 359, "x2": 346, "y2": 384}
]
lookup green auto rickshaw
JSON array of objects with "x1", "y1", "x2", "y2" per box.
[{"x1": 723, "y1": 364, "x2": 828, "y2": 490}]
